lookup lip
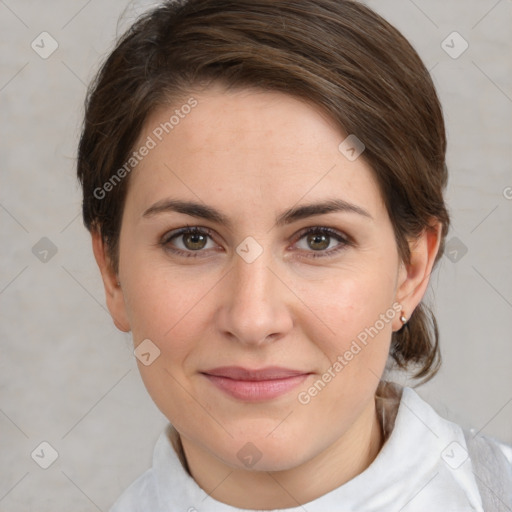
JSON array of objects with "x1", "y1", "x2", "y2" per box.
[{"x1": 200, "y1": 366, "x2": 312, "y2": 402}]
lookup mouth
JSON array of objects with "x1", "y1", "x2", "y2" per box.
[{"x1": 200, "y1": 366, "x2": 313, "y2": 402}]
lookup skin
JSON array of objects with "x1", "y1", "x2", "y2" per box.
[{"x1": 92, "y1": 83, "x2": 441, "y2": 509}]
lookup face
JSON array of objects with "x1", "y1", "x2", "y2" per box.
[{"x1": 110, "y1": 84, "x2": 411, "y2": 471}]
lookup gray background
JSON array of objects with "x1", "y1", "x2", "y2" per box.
[{"x1": 1, "y1": 0, "x2": 511, "y2": 510}]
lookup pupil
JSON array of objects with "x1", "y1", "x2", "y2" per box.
[
  {"x1": 309, "y1": 233, "x2": 329, "y2": 250},
  {"x1": 185, "y1": 233, "x2": 206, "y2": 250}
]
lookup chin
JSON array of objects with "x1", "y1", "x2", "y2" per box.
[{"x1": 220, "y1": 433, "x2": 310, "y2": 473}]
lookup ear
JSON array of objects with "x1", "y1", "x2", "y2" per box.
[
  {"x1": 91, "y1": 229, "x2": 131, "y2": 332},
  {"x1": 393, "y1": 221, "x2": 443, "y2": 331}
]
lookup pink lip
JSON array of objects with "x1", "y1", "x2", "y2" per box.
[{"x1": 201, "y1": 366, "x2": 312, "y2": 402}]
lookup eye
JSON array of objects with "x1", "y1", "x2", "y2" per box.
[
  {"x1": 293, "y1": 227, "x2": 351, "y2": 258},
  {"x1": 160, "y1": 226, "x2": 217, "y2": 257},
  {"x1": 160, "y1": 225, "x2": 351, "y2": 259}
]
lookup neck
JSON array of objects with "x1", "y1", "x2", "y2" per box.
[{"x1": 178, "y1": 398, "x2": 384, "y2": 509}]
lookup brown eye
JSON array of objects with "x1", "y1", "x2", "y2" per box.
[
  {"x1": 294, "y1": 227, "x2": 351, "y2": 258},
  {"x1": 161, "y1": 226, "x2": 217, "y2": 258},
  {"x1": 182, "y1": 231, "x2": 208, "y2": 250},
  {"x1": 306, "y1": 232, "x2": 330, "y2": 251}
]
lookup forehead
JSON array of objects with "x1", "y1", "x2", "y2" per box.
[
  {"x1": 148, "y1": 85, "x2": 341, "y2": 153},
  {"x1": 125, "y1": 85, "x2": 384, "y2": 221}
]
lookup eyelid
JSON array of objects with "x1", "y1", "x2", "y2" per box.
[
  {"x1": 292, "y1": 225, "x2": 352, "y2": 245},
  {"x1": 289, "y1": 226, "x2": 352, "y2": 258},
  {"x1": 160, "y1": 225, "x2": 218, "y2": 256},
  {"x1": 160, "y1": 225, "x2": 214, "y2": 244}
]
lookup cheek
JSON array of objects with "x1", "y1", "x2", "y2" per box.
[
  {"x1": 297, "y1": 260, "x2": 398, "y2": 354},
  {"x1": 124, "y1": 270, "x2": 214, "y2": 425},
  {"x1": 298, "y1": 272, "x2": 396, "y2": 424},
  {"x1": 122, "y1": 254, "x2": 206, "y2": 336},
  {"x1": 122, "y1": 261, "x2": 222, "y2": 386}
]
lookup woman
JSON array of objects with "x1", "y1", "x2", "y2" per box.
[{"x1": 76, "y1": 0, "x2": 512, "y2": 509}]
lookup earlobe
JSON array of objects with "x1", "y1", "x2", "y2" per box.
[
  {"x1": 91, "y1": 230, "x2": 131, "y2": 333},
  {"x1": 394, "y1": 222, "x2": 443, "y2": 330}
]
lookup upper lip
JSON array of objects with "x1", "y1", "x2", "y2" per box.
[{"x1": 201, "y1": 366, "x2": 311, "y2": 381}]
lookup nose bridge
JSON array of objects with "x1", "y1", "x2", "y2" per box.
[
  {"x1": 217, "y1": 242, "x2": 292, "y2": 345},
  {"x1": 234, "y1": 250, "x2": 272, "y2": 304}
]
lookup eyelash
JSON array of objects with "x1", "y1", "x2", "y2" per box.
[{"x1": 159, "y1": 225, "x2": 352, "y2": 259}]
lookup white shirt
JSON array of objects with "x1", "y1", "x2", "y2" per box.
[{"x1": 110, "y1": 384, "x2": 512, "y2": 511}]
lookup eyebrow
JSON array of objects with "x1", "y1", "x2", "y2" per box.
[{"x1": 142, "y1": 197, "x2": 373, "y2": 228}]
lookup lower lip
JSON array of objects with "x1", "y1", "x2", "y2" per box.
[{"x1": 202, "y1": 374, "x2": 311, "y2": 402}]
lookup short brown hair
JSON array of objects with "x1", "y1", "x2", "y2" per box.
[{"x1": 77, "y1": 0, "x2": 450, "y2": 383}]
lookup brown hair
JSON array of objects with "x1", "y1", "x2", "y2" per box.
[{"x1": 77, "y1": 0, "x2": 450, "y2": 384}]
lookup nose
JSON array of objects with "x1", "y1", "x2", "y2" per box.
[{"x1": 216, "y1": 246, "x2": 294, "y2": 347}]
